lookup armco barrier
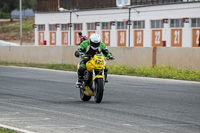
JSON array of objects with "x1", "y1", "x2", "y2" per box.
[{"x1": 0, "y1": 46, "x2": 200, "y2": 69}]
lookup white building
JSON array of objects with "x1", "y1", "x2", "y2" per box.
[{"x1": 35, "y1": 2, "x2": 200, "y2": 47}]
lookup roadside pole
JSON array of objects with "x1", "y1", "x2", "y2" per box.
[
  {"x1": 20, "y1": 0, "x2": 22, "y2": 45},
  {"x1": 70, "y1": 11, "x2": 72, "y2": 46},
  {"x1": 128, "y1": 7, "x2": 131, "y2": 47}
]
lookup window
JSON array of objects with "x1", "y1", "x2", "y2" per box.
[
  {"x1": 191, "y1": 18, "x2": 200, "y2": 27},
  {"x1": 49, "y1": 24, "x2": 57, "y2": 31},
  {"x1": 151, "y1": 20, "x2": 163, "y2": 28},
  {"x1": 74, "y1": 23, "x2": 82, "y2": 30},
  {"x1": 133, "y1": 20, "x2": 145, "y2": 29},
  {"x1": 101, "y1": 22, "x2": 111, "y2": 30},
  {"x1": 38, "y1": 24, "x2": 45, "y2": 31},
  {"x1": 116, "y1": 22, "x2": 127, "y2": 29},
  {"x1": 61, "y1": 24, "x2": 69, "y2": 31},
  {"x1": 87, "y1": 23, "x2": 96, "y2": 30},
  {"x1": 170, "y1": 19, "x2": 184, "y2": 28}
]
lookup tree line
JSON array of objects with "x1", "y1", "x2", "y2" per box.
[{"x1": 0, "y1": 0, "x2": 37, "y2": 21}]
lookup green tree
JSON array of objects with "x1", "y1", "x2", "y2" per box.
[
  {"x1": 0, "y1": 0, "x2": 37, "y2": 21},
  {"x1": 1, "y1": 0, "x2": 18, "y2": 21},
  {"x1": 22, "y1": 0, "x2": 37, "y2": 11}
]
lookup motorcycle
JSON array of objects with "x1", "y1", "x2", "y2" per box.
[{"x1": 77, "y1": 53, "x2": 113, "y2": 103}]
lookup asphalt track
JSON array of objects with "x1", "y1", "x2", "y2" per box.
[{"x1": 0, "y1": 66, "x2": 200, "y2": 133}]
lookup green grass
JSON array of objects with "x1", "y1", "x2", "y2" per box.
[
  {"x1": 0, "y1": 61, "x2": 77, "y2": 72},
  {"x1": 0, "y1": 61, "x2": 200, "y2": 82},
  {"x1": 0, "y1": 19, "x2": 34, "y2": 33},
  {"x1": 0, "y1": 127, "x2": 19, "y2": 133},
  {"x1": 108, "y1": 65, "x2": 200, "y2": 81}
]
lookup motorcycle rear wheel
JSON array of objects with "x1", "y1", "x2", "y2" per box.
[
  {"x1": 80, "y1": 88, "x2": 91, "y2": 101},
  {"x1": 94, "y1": 78, "x2": 104, "y2": 103}
]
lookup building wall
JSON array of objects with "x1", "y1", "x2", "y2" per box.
[
  {"x1": 35, "y1": 2, "x2": 200, "y2": 47},
  {"x1": 37, "y1": 0, "x2": 58, "y2": 12},
  {"x1": 65, "y1": 0, "x2": 116, "y2": 10},
  {"x1": 37, "y1": 0, "x2": 199, "y2": 12}
]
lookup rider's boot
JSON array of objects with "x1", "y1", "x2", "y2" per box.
[{"x1": 104, "y1": 67, "x2": 108, "y2": 83}]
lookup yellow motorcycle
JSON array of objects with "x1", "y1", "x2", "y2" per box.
[{"x1": 77, "y1": 54, "x2": 110, "y2": 103}]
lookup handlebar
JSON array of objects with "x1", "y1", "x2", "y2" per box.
[
  {"x1": 79, "y1": 52, "x2": 115, "y2": 60},
  {"x1": 106, "y1": 57, "x2": 115, "y2": 60},
  {"x1": 106, "y1": 56, "x2": 115, "y2": 60},
  {"x1": 79, "y1": 53, "x2": 92, "y2": 59}
]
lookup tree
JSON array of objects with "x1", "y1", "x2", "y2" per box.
[
  {"x1": 1, "y1": 0, "x2": 18, "y2": 21},
  {"x1": 0, "y1": 0, "x2": 37, "y2": 21},
  {"x1": 22, "y1": 0, "x2": 37, "y2": 11}
]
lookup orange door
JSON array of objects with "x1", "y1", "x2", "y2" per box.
[
  {"x1": 134, "y1": 30, "x2": 143, "y2": 47},
  {"x1": 62, "y1": 32, "x2": 68, "y2": 45},
  {"x1": 117, "y1": 31, "x2": 126, "y2": 47},
  {"x1": 192, "y1": 29, "x2": 200, "y2": 47},
  {"x1": 50, "y1": 32, "x2": 56, "y2": 45},
  {"x1": 171, "y1": 29, "x2": 182, "y2": 47},
  {"x1": 38, "y1": 32, "x2": 44, "y2": 45},
  {"x1": 102, "y1": 31, "x2": 110, "y2": 46},
  {"x1": 74, "y1": 31, "x2": 81, "y2": 45},
  {"x1": 88, "y1": 31, "x2": 95, "y2": 38},
  {"x1": 152, "y1": 30, "x2": 162, "y2": 47}
]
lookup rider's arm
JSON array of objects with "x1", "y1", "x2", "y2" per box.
[
  {"x1": 74, "y1": 40, "x2": 89, "y2": 57},
  {"x1": 100, "y1": 42, "x2": 112, "y2": 57}
]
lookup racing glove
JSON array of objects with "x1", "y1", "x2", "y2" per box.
[
  {"x1": 107, "y1": 55, "x2": 114, "y2": 60},
  {"x1": 75, "y1": 51, "x2": 85, "y2": 58}
]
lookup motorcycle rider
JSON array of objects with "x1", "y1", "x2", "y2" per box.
[
  {"x1": 74, "y1": 33, "x2": 114, "y2": 86},
  {"x1": 76, "y1": 32, "x2": 87, "y2": 46}
]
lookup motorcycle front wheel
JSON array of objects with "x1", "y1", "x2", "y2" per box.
[
  {"x1": 94, "y1": 78, "x2": 104, "y2": 103},
  {"x1": 80, "y1": 88, "x2": 91, "y2": 101}
]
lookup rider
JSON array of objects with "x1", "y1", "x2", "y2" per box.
[
  {"x1": 74, "y1": 33, "x2": 114, "y2": 85},
  {"x1": 76, "y1": 32, "x2": 87, "y2": 46}
]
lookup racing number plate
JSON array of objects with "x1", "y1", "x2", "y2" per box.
[{"x1": 95, "y1": 60, "x2": 103, "y2": 65}]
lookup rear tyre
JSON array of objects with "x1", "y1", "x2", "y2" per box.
[
  {"x1": 80, "y1": 88, "x2": 91, "y2": 101},
  {"x1": 94, "y1": 78, "x2": 104, "y2": 103}
]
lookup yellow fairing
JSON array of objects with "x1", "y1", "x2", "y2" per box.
[
  {"x1": 84, "y1": 86, "x2": 94, "y2": 96},
  {"x1": 93, "y1": 75, "x2": 104, "y2": 81},
  {"x1": 86, "y1": 54, "x2": 106, "y2": 71}
]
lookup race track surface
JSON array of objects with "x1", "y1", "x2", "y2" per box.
[{"x1": 0, "y1": 66, "x2": 200, "y2": 133}]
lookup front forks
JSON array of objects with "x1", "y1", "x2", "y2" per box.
[
  {"x1": 92, "y1": 69, "x2": 105, "y2": 89},
  {"x1": 92, "y1": 69, "x2": 95, "y2": 89}
]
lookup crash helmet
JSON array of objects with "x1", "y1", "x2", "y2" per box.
[{"x1": 89, "y1": 33, "x2": 101, "y2": 50}]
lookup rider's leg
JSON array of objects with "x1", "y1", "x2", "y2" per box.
[
  {"x1": 104, "y1": 67, "x2": 108, "y2": 82},
  {"x1": 76, "y1": 60, "x2": 87, "y2": 85}
]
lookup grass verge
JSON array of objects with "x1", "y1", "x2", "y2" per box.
[
  {"x1": 108, "y1": 65, "x2": 200, "y2": 82},
  {"x1": 0, "y1": 19, "x2": 34, "y2": 33},
  {"x1": 0, "y1": 61, "x2": 77, "y2": 72},
  {"x1": 0, "y1": 61, "x2": 200, "y2": 82},
  {"x1": 0, "y1": 127, "x2": 19, "y2": 133}
]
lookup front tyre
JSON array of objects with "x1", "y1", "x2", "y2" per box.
[
  {"x1": 94, "y1": 78, "x2": 104, "y2": 103},
  {"x1": 80, "y1": 88, "x2": 91, "y2": 101}
]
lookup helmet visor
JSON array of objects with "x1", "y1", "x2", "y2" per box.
[{"x1": 90, "y1": 41, "x2": 100, "y2": 48}]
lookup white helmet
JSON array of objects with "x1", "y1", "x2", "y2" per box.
[{"x1": 90, "y1": 33, "x2": 101, "y2": 50}]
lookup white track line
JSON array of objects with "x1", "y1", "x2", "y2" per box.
[
  {"x1": 0, "y1": 124, "x2": 36, "y2": 133},
  {"x1": 26, "y1": 125, "x2": 86, "y2": 129}
]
